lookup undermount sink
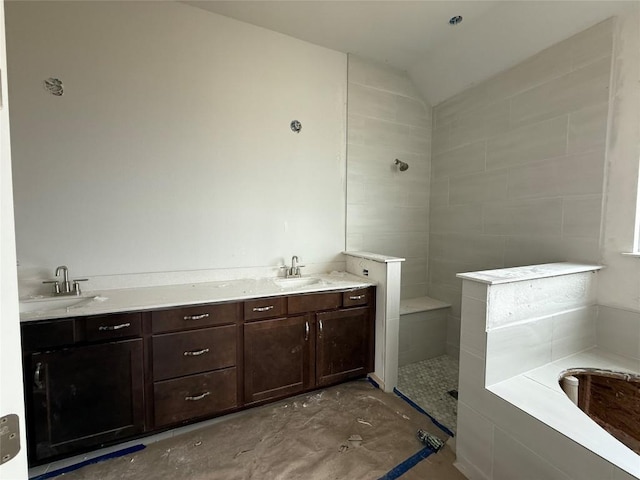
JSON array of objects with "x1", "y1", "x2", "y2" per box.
[
  {"x1": 272, "y1": 277, "x2": 324, "y2": 289},
  {"x1": 20, "y1": 295, "x2": 99, "y2": 314}
]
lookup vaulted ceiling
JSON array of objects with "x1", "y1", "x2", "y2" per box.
[{"x1": 186, "y1": 1, "x2": 635, "y2": 105}]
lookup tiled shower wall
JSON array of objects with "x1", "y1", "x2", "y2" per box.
[
  {"x1": 428, "y1": 19, "x2": 613, "y2": 358},
  {"x1": 346, "y1": 55, "x2": 432, "y2": 299}
]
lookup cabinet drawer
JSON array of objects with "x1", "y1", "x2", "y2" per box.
[
  {"x1": 244, "y1": 297, "x2": 287, "y2": 321},
  {"x1": 152, "y1": 325, "x2": 236, "y2": 381},
  {"x1": 152, "y1": 302, "x2": 239, "y2": 333},
  {"x1": 154, "y1": 368, "x2": 237, "y2": 427},
  {"x1": 84, "y1": 313, "x2": 142, "y2": 342},
  {"x1": 288, "y1": 292, "x2": 341, "y2": 315},
  {"x1": 342, "y1": 288, "x2": 371, "y2": 307},
  {"x1": 21, "y1": 319, "x2": 76, "y2": 352}
]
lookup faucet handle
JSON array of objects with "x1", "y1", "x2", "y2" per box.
[
  {"x1": 43, "y1": 280, "x2": 61, "y2": 295},
  {"x1": 72, "y1": 279, "x2": 88, "y2": 295}
]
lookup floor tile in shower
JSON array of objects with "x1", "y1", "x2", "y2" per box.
[{"x1": 396, "y1": 355, "x2": 459, "y2": 434}]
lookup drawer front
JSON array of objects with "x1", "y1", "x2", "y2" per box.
[
  {"x1": 21, "y1": 319, "x2": 76, "y2": 352},
  {"x1": 342, "y1": 288, "x2": 371, "y2": 308},
  {"x1": 288, "y1": 292, "x2": 341, "y2": 315},
  {"x1": 84, "y1": 313, "x2": 142, "y2": 342},
  {"x1": 152, "y1": 302, "x2": 239, "y2": 333},
  {"x1": 244, "y1": 296, "x2": 287, "y2": 321},
  {"x1": 152, "y1": 325, "x2": 236, "y2": 381},
  {"x1": 154, "y1": 368, "x2": 237, "y2": 427}
]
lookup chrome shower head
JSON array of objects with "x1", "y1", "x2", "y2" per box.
[{"x1": 395, "y1": 159, "x2": 409, "y2": 171}]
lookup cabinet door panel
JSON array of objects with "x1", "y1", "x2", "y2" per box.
[
  {"x1": 29, "y1": 339, "x2": 144, "y2": 462},
  {"x1": 152, "y1": 325, "x2": 236, "y2": 381},
  {"x1": 244, "y1": 316, "x2": 309, "y2": 404},
  {"x1": 316, "y1": 307, "x2": 371, "y2": 386}
]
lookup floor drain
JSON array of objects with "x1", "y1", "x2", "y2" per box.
[{"x1": 447, "y1": 390, "x2": 458, "y2": 400}]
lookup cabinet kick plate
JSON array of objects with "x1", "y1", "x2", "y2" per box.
[{"x1": 0, "y1": 414, "x2": 20, "y2": 465}]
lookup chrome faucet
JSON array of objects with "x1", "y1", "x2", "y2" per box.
[
  {"x1": 281, "y1": 255, "x2": 305, "y2": 278},
  {"x1": 55, "y1": 265, "x2": 71, "y2": 294},
  {"x1": 43, "y1": 265, "x2": 88, "y2": 296}
]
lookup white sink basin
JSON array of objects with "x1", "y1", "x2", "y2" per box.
[
  {"x1": 20, "y1": 295, "x2": 99, "y2": 314},
  {"x1": 272, "y1": 277, "x2": 324, "y2": 289}
]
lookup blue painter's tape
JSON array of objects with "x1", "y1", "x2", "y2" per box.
[
  {"x1": 378, "y1": 446, "x2": 434, "y2": 480},
  {"x1": 367, "y1": 376, "x2": 380, "y2": 389},
  {"x1": 393, "y1": 387, "x2": 455, "y2": 438},
  {"x1": 30, "y1": 444, "x2": 146, "y2": 480}
]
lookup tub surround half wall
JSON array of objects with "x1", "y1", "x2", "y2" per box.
[
  {"x1": 345, "y1": 251, "x2": 404, "y2": 392},
  {"x1": 456, "y1": 263, "x2": 639, "y2": 480}
]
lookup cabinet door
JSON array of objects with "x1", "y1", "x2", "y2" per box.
[
  {"x1": 316, "y1": 307, "x2": 372, "y2": 386},
  {"x1": 27, "y1": 339, "x2": 144, "y2": 463},
  {"x1": 244, "y1": 316, "x2": 310, "y2": 405}
]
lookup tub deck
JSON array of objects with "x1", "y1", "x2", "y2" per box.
[{"x1": 489, "y1": 348, "x2": 640, "y2": 478}]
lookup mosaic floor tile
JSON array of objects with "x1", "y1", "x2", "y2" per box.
[{"x1": 396, "y1": 355, "x2": 459, "y2": 434}]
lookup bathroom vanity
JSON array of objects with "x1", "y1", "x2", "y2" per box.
[{"x1": 20, "y1": 277, "x2": 375, "y2": 465}]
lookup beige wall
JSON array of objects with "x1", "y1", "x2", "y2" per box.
[
  {"x1": 6, "y1": 1, "x2": 347, "y2": 281},
  {"x1": 346, "y1": 55, "x2": 431, "y2": 299},
  {"x1": 428, "y1": 19, "x2": 614, "y2": 358}
]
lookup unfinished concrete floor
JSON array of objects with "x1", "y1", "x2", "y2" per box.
[{"x1": 53, "y1": 380, "x2": 467, "y2": 480}]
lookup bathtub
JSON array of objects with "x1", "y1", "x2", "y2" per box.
[{"x1": 560, "y1": 368, "x2": 640, "y2": 455}]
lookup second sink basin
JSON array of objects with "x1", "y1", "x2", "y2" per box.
[
  {"x1": 20, "y1": 295, "x2": 99, "y2": 314},
  {"x1": 272, "y1": 277, "x2": 324, "y2": 289}
]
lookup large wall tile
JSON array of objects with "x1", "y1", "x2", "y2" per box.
[
  {"x1": 429, "y1": 177, "x2": 449, "y2": 207},
  {"x1": 551, "y1": 306, "x2": 597, "y2": 360},
  {"x1": 510, "y1": 57, "x2": 611, "y2": 128},
  {"x1": 597, "y1": 305, "x2": 640, "y2": 360},
  {"x1": 431, "y1": 204, "x2": 484, "y2": 234},
  {"x1": 348, "y1": 55, "x2": 422, "y2": 99},
  {"x1": 486, "y1": 116, "x2": 568, "y2": 171},
  {"x1": 430, "y1": 233, "x2": 505, "y2": 266},
  {"x1": 483, "y1": 198, "x2": 563, "y2": 236},
  {"x1": 493, "y1": 428, "x2": 573, "y2": 480},
  {"x1": 456, "y1": 404, "x2": 494, "y2": 479},
  {"x1": 507, "y1": 149, "x2": 605, "y2": 199},
  {"x1": 562, "y1": 195, "x2": 603, "y2": 238},
  {"x1": 449, "y1": 99, "x2": 510, "y2": 147},
  {"x1": 570, "y1": 18, "x2": 614, "y2": 70},
  {"x1": 568, "y1": 103, "x2": 609, "y2": 154},
  {"x1": 486, "y1": 318, "x2": 553, "y2": 384},
  {"x1": 432, "y1": 141, "x2": 486, "y2": 179},
  {"x1": 450, "y1": 171, "x2": 509, "y2": 206}
]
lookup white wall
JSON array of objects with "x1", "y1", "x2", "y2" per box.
[
  {"x1": 6, "y1": 1, "x2": 347, "y2": 282},
  {"x1": 346, "y1": 55, "x2": 431, "y2": 299}
]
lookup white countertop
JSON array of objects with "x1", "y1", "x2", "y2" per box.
[
  {"x1": 489, "y1": 348, "x2": 640, "y2": 478},
  {"x1": 457, "y1": 262, "x2": 602, "y2": 285},
  {"x1": 20, "y1": 272, "x2": 374, "y2": 322}
]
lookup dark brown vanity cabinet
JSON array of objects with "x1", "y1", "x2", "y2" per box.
[
  {"x1": 243, "y1": 288, "x2": 375, "y2": 406},
  {"x1": 21, "y1": 313, "x2": 144, "y2": 464},
  {"x1": 21, "y1": 285, "x2": 375, "y2": 466}
]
